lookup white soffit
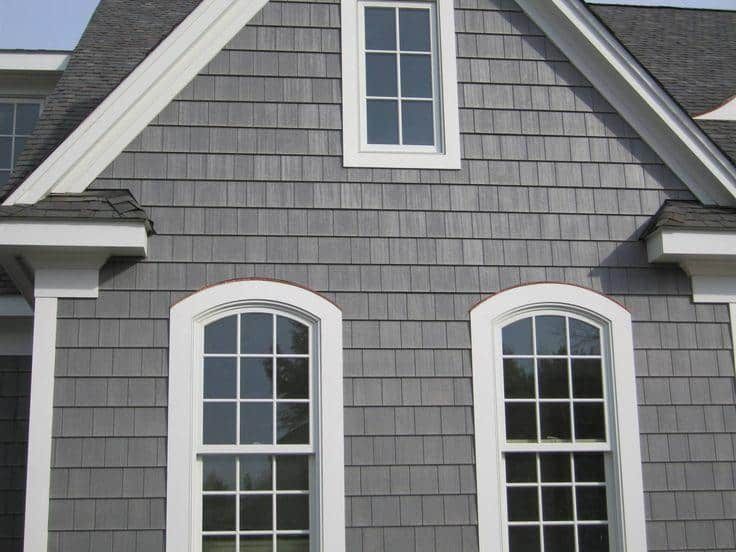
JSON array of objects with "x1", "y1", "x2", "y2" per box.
[
  {"x1": 0, "y1": 51, "x2": 71, "y2": 72},
  {"x1": 516, "y1": 0, "x2": 736, "y2": 206},
  {"x1": 3, "y1": 0, "x2": 270, "y2": 206},
  {"x1": 695, "y1": 95, "x2": 736, "y2": 122}
]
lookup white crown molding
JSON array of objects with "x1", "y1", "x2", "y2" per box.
[
  {"x1": 516, "y1": 0, "x2": 736, "y2": 206},
  {"x1": 0, "y1": 51, "x2": 70, "y2": 72},
  {"x1": 3, "y1": 0, "x2": 270, "y2": 206}
]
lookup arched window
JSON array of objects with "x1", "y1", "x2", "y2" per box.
[
  {"x1": 470, "y1": 283, "x2": 646, "y2": 552},
  {"x1": 166, "y1": 280, "x2": 345, "y2": 552}
]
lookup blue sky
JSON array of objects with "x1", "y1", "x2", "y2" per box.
[{"x1": 1, "y1": 0, "x2": 735, "y2": 50}]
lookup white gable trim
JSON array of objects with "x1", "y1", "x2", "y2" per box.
[
  {"x1": 516, "y1": 0, "x2": 736, "y2": 206},
  {"x1": 695, "y1": 94, "x2": 736, "y2": 122},
  {"x1": 3, "y1": 0, "x2": 270, "y2": 206}
]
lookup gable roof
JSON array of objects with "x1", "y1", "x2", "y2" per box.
[
  {"x1": 591, "y1": 4, "x2": 736, "y2": 164},
  {"x1": 644, "y1": 200, "x2": 736, "y2": 238},
  {"x1": 1, "y1": 0, "x2": 203, "y2": 203}
]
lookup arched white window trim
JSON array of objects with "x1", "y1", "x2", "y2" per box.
[
  {"x1": 166, "y1": 279, "x2": 345, "y2": 552},
  {"x1": 470, "y1": 283, "x2": 646, "y2": 552}
]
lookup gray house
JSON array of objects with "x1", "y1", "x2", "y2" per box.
[{"x1": 1, "y1": 1, "x2": 736, "y2": 551}]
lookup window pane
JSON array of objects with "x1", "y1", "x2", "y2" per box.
[
  {"x1": 574, "y1": 403, "x2": 605, "y2": 441},
  {"x1": 204, "y1": 357, "x2": 237, "y2": 399},
  {"x1": 367, "y1": 100, "x2": 399, "y2": 144},
  {"x1": 241, "y1": 358, "x2": 273, "y2": 399},
  {"x1": 241, "y1": 403, "x2": 273, "y2": 444},
  {"x1": 400, "y1": 55, "x2": 432, "y2": 98},
  {"x1": 578, "y1": 525, "x2": 609, "y2": 552},
  {"x1": 503, "y1": 358, "x2": 534, "y2": 399},
  {"x1": 366, "y1": 53, "x2": 398, "y2": 97},
  {"x1": 240, "y1": 455, "x2": 272, "y2": 491},
  {"x1": 240, "y1": 536, "x2": 272, "y2": 552},
  {"x1": 574, "y1": 453, "x2": 606, "y2": 482},
  {"x1": 572, "y1": 359, "x2": 603, "y2": 398},
  {"x1": 507, "y1": 487, "x2": 538, "y2": 521},
  {"x1": 544, "y1": 526, "x2": 575, "y2": 551},
  {"x1": 15, "y1": 103, "x2": 40, "y2": 135},
  {"x1": 277, "y1": 536, "x2": 309, "y2": 551},
  {"x1": 536, "y1": 316, "x2": 567, "y2": 355},
  {"x1": 577, "y1": 487, "x2": 608, "y2": 521},
  {"x1": 540, "y1": 403, "x2": 571, "y2": 441},
  {"x1": 277, "y1": 456, "x2": 309, "y2": 490},
  {"x1": 401, "y1": 100, "x2": 434, "y2": 145},
  {"x1": 0, "y1": 104, "x2": 12, "y2": 134},
  {"x1": 509, "y1": 526, "x2": 540, "y2": 552},
  {"x1": 203, "y1": 495, "x2": 236, "y2": 531},
  {"x1": 505, "y1": 453, "x2": 536, "y2": 483},
  {"x1": 205, "y1": 315, "x2": 237, "y2": 354},
  {"x1": 203, "y1": 456, "x2": 236, "y2": 491},
  {"x1": 0, "y1": 171, "x2": 9, "y2": 186},
  {"x1": 277, "y1": 495, "x2": 309, "y2": 530},
  {"x1": 276, "y1": 316, "x2": 308, "y2": 354},
  {"x1": 542, "y1": 486, "x2": 573, "y2": 521},
  {"x1": 538, "y1": 358, "x2": 568, "y2": 398},
  {"x1": 277, "y1": 403, "x2": 309, "y2": 444},
  {"x1": 203, "y1": 536, "x2": 236, "y2": 552},
  {"x1": 505, "y1": 402, "x2": 537, "y2": 441},
  {"x1": 13, "y1": 137, "x2": 26, "y2": 163},
  {"x1": 203, "y1": 403, "x2": 237, "y2": 445},
  {"x1": 540, "y1": 453, "x2": 571, "y2": 482},
  {"x1": 0, "y1": 137, "x2": 11, "y2": 169},
  {"x1": 365, "y1": 7, "x2": 396, "y2": 50},
  {"x1": 242, "y1": 313, "x2": 273, "y2": 354},
  {"x1": 570, "y1": 318, "x2": 601, "y2": 355},
  {"x1": 277, "y1": 358, "x2": 309, "y2": 399},
  {"x1": 240, "y1": 495, "x2": 272, "y2": 531},
  {"x1": 399, "y1": 9, "x2": 431, "y2": 52},
  {"x1": 502, "y1": 318, "x2": 533, "y2": 355}
]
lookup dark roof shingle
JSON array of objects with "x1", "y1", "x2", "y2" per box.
[
  {"x1": 1, "y1": 0, "x2": 203, "y2": 202},
  {"x1": 643, "y1": 200, "x2": 736, "y2": 237}
]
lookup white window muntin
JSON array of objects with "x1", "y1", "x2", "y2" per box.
[
  {"x1": 357, "y1": 1, "x2": 442, "y2": 153},
  {"x1": 496, "y1": 308, "x2": 618, "y2": 552},
  {"x1": 470, "y1": 283, "x2": 647, "y2": 552}
]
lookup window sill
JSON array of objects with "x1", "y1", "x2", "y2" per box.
[{"x1": 343, "y1": 148, "x2": 461, "y2": 169}]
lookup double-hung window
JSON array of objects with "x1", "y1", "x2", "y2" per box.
[
  {"x1": 341, "y1": 0, "x2": 460, "y2": 168},
  {"x1": 0, "y1": 101, "x2": 41, "y2": 186},
  {"x1": 167, "y1": 280, "x2": 345, "y2": 552},
  {"x1": 470, "y1": 284, "x2": 647, "y2": 552}
]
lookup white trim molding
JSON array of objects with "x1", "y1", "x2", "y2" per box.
[
  {"x1": 470, "y1": 283, "x2": 647, "y2": 552},
  {"x1": 3, "y1": 0, "x2": 270, "y2": 206},
  {"x1": 516, "y1": 0, "x2": 736, "y2": 206},
  {"x1": 341, "y1": 0, "x2": 461, "y2": 169},
  {"x1": 167, "y1": 279, "x2": 345, "y2": 552},
  {"x1": 695, "y1": 95, "x2": 736, "y2": 122},
  {"x1": 0, "y1": 51, "x2": 70, "y2": 72}
]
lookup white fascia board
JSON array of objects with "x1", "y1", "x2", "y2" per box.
[
  {"x1": 646, "y1": 228, "x2": 736, "y2": 264},
  {"x1": 0, "y1": 52, "x2": 70, "y2": 72},
  {"x1": 515, "y1": 0, "x2": 736, "y2": 206},
  {"x1": 3, "y1": 0, "x2": 270, "y2": 206},
  {"x1": 695, "y1": 95, "x2": 736, "y2": 122},
  {"x1": 0, "y1": 295, "x2": 33, "y2": 316},
  {"x1": 0, "y1": 220, "x2": 148, "y2": 256}
]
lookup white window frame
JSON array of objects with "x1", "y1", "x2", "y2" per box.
[
  {"x1": 470, "y1": 283, "x2": 646, "y2": 552},
  {"x1": 341, "y1": 0, "x2": 461, "y2": 169},
  {"x1": 167, "y1": 279, "x2": 345, "y2": 552}
]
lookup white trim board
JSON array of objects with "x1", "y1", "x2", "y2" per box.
[
  {"x1": 470, "y1": 283, "x2": 646, "y2": 552},
  {"x1": 4, "y1": 0, "x2": 270, "y2": 206},
  {"x1": 0, "y1": 52, "x2": 70, "y2": 72},
  {"x1": 696, "y1": 95, "x2": 736, "y2": 122},
  {"x1": 167, "y1": 279, "x2": 345, "y2": 552},
  {"x1": 515, "y1": 0, "x2": 736, "y2": 206}
]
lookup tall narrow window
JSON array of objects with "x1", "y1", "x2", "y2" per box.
[
  {"x1": 0, "y1": 101, "x2": 41, "y2": 186},
  {"x1": 167, "y1": 280, "x2": 345, "y2": 552},
  {"x1": 341, "y1": 0, "x2": 461, "y2": 168},
  {"x1": 471, "y1": 284, "x2": 646, "y2": 552}
]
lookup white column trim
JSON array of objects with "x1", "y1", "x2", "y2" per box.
[{"x1": 23, "y1": 296, "x2": 58, "y2": 552}]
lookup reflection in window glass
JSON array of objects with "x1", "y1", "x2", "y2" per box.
[
  {"x1": 501, "y1": 315, "x2": 611, "y2": 551},
  {"x1": 0, "y1": 101, "x2": 41, "y2": 186}
]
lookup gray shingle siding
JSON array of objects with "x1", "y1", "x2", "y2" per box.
[{"x1": 42, "y1": 1, "x2": 735, "y2": 551}]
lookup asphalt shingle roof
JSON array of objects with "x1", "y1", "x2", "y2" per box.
[
  {"x1": 643, "y1": 200, "x2": 736, "y2": 237},
  {"x1": 0, "y1": 0, "x2": 203, "y2": 202},
  {"x1": 591, "y1": 4, "x2": 736, "y2": 164}
]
